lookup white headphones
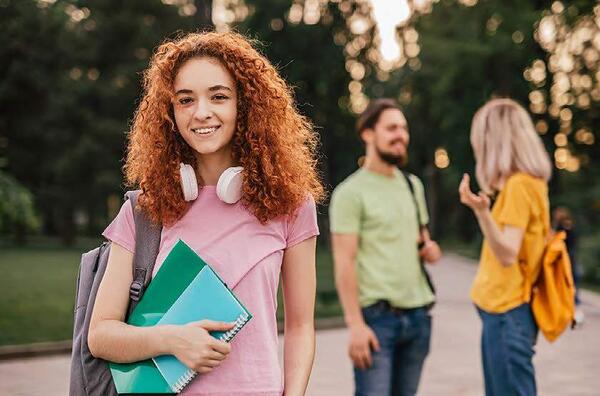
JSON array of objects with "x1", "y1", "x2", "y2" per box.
[{"x1": 179, "y1": 163, "x2": 243, "y2": 204}]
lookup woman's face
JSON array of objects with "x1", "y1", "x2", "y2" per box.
[{"x1": 172, "y1": 57, "x2": 238, "y2": 158}]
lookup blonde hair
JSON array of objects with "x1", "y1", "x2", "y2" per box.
[{"x1": 470, "y1": 98, "x2": 552, "y2": 193}]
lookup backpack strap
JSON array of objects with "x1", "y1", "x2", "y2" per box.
[
  {"x1": 124, "y1": 190, "x2": 162, "y2": 317},
  {"x1": 399, "y1": 170, "x2": 436, "y2": 296}
]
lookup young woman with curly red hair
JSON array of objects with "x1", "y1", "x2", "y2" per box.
[{"x1": 88, "y1": 31, "x2": 324, "y2": 396}]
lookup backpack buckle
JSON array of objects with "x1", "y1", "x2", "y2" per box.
[{"x1": 129, "y1": 280, "x2": 144, "y2": 302}]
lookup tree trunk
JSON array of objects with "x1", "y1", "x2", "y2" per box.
[
  {"x1": 57, "y1": 206, "x2": 76, "y2": 247},
  {"x1": 194, "y1": 0, "x2": 213, "y2": 29},
  {"x1": 424, "y1": 164, "x2": 439, "y2": 237},
  {"x1": 12, "y1": 222, "x2": 27, "y2": 246}
]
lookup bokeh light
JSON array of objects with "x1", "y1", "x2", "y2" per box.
[{"x1": 434, "y1": 148, "x2": 450, "y2": 169}]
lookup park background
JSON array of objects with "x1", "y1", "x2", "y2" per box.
[{"x1": 0, "y1": 0, "x2": 599, "y2": 348}]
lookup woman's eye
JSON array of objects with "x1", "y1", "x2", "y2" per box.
[
  {"x1": 178, "y1": 97, "x2": 193, "y2": 105},
  {"x1": 212, "y1": 94, "x2": 229, "y2": 101}
]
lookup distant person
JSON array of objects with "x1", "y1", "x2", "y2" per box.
[
  {"x1": 552, "y1": 206, "x2": 584, "y2": 324},
  {"x1": 330, "y1": 98, "x2": 441, "y2": 396},
  {"x1": 87, "y1": 31, "x2": 324, "y2": 395},
  {"x1": 459, "y1": 98, "x2": 552, "y2": 396}
]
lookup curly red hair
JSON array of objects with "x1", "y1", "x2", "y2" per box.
[{"x1": 124, "y1": 31, "x2": 324, "y2": 225}]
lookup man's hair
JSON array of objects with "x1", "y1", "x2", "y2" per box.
[{"x1": 356, "y1": 98, "x2": 401, "y2": 136}]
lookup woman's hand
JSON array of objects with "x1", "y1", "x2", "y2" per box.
[
  {"x1": 459, "y1": 173, "x2": 490, "y2": 214},
  {"x1": 167, "y1": 320, "x2": 234, "y2": 373}
]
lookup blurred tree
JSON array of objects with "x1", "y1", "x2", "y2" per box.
[
  {"x1": 0, "y1": 171, "x2": 40, "y2": 244},
  {"x1": 232, "y1": 0, "x2": 371, "y2": 240},
  {"x1": 523, "y1": 1, "x2": 600, "y2": 231},
  {"x1": 0, "y1": 0, "x2": 211, "y2": 244},
  {"x1": 234, "y1": 0, "x2": 365, "y2": 187},
  {"x1": 330, "y1": 0, "x2": 558, "y2": 239},
  {"x1": 1, "y1": 0, "x2": 596, "y2": 249},
  {"x1": 398, "y1": 0, "x2": 551, "y2": 239}
]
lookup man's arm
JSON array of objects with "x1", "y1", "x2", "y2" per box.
[
  {"x1": 332, "y1": 233, "x2": 380, "y2": 370},
  {"x1": 332, "y1": 233, "x2": 363, "y2": 327}
]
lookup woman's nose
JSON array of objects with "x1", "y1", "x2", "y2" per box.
[{"x1": 193, "y1": 100, "x2": 213, "y2": 120}]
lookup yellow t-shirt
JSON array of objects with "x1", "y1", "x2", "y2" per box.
[{"x1": 471, "y1": 172, "x2": 549, "y2": 313}]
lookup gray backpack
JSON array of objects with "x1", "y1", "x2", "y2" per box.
[{"x1": 69, "y1": 190, "x2": 162, "y2": 396}]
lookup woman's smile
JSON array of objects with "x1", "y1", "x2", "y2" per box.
[{"x1": 191, "y1": 125, "x2": 221, "y2": 136}]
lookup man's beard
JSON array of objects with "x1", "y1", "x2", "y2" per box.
[{"x1": 376, "y1": 145, "x2": 407, "y2": 166}]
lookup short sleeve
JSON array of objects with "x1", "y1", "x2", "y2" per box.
[
  {"x1": 329, "y1": 183, "x2": 362, "y2": 234},
  {"x1": 410, "y1": 175, "x2": 430, "y2": 226},
  {"x1": 102, "y1": 199, "x2": 136, "y2": 253},
  {"x1": 286, "y1": 195, "x2": 319, "y2": 248},
  {"x1": 497, "y1": 177, "x2": 531, "y2": 230}
]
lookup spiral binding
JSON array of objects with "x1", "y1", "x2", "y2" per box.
[
  {"x1": 171, "y1": 312, "x2": 251, "y2": 393},
  {"x1": 173, "y1": 369, "x2": 196, "y2": 393},
  {"x1": 220, "y1": 312, "x2": 250, "y2": 342}
]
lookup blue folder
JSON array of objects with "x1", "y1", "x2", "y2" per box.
[{"x1": 152, "y1": 264, "x2": 252, "y2": 393}]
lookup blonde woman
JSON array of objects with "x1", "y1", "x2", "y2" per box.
[{"x1": 459, "y1": 98, "x2": 552, "y2": 396}]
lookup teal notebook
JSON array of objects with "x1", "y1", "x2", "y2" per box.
[
  {"x1": 109, "y1": 239, "x2": 208, "y2": 394},
  {"x1": 152, "y1": 265, "x2": 252, "y2": 393}
]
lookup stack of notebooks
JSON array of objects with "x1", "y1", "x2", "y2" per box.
[{"x1": 109, "y1": 240, "x2": 252, "y2": 394}]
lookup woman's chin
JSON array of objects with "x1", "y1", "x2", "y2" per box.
[{"x1": 190, "y1": 142, "x2": 232, "y2": 157}]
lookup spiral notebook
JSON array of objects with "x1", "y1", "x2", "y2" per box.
[
  {"x1": 110, "y1": 239, "x2": 208, "y2": 394},
  {"x1": 152, "y1": 264, "x2": 252, "y2": 393}
]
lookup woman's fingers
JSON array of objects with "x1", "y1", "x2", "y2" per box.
[
  {"x1": 459, "y1": 173, "x2": 474, "y2": 199},
  {"x1": 204, "y1": 358, "x2": 224, "y2": 368},
  {"x1": 210, "y1": 338, "x2": 232, "y2": 355},
  {"x1": 458, "y1": 175, "x2": 468, "y2": 194},
  {"x1": 208, "y1": 350, "x2": 228, "y2": 361}
]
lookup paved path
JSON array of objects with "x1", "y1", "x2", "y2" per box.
[{"x1": 1, "y1": 254, "x2": 599, "y2": 395}]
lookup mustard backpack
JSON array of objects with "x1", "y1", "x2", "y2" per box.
[{"x1": 524, "y1": 231, "x2": 575, "y2": 342}]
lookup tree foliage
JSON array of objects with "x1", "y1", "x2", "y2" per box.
[
  {"x1": 1, "y1": 0, "x2": 597, "y2": 253},
  {"x1": 0, "y1": 0, "x2": 209, "y2": 244},
  {"x1": 0, "y1": 171, "x2": 40, "y2": 244}
]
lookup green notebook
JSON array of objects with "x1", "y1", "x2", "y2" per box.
[{"x1": 109, "y1": 240, "x2": 207, "y2": 394}]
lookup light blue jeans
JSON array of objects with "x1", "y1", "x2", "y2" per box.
[
  {"x1": 354, "y1": 302, "x2": 431, "y2": 396},
  {"x1": 477, "y1": 303, "x2": 538, "y2": 396}
]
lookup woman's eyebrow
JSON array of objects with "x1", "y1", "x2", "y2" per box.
[
  {"x1": 209, "y1": 85, "x2": 232, "y2": 92},
  {"x1": 175, "y1": 85, "x2": 232, "y2": 95}
]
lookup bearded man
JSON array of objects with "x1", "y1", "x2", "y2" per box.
[{"x1": 330, "y1": 98, "x2": 442, "y2": 396}]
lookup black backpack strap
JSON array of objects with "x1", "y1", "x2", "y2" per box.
[
  {"x1": 400, "y1": 170, "x2": 436, "y2": 296},
  {"x1": 124, "y1": 190, "x2": 162, "y2": 317}
]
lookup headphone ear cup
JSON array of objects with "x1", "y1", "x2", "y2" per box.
[
  {"x1": 179, "y1": 163, "x2": 198, "y2": 201},
  {"x1": 216, "y1": 166, "x2": 243, "y2": 204}
]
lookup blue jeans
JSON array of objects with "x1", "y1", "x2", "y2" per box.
[
  {"x1": 354, "y1": 302, "x2": 431, "y2": 396},
  {"x1": 477, "y1": 304, "x2": 538, "y2": 396}
]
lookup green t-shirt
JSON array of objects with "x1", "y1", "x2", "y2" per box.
[{"x1": 329, "y1": 167, "x2": 435, "y2": 309}]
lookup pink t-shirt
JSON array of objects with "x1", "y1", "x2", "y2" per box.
[{"x1": 102, "y1": 186, "x2": 319, "y2": 396}]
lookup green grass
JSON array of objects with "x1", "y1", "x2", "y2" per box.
[
  {"x1": 0, "y1": 240, "x2": 341, "y2": 346},
  {"x1": 0, "y1": 246, "x2": 90, "y2": 345},
  {"x1": 3, "y1": 236, "x2": 598, "y2": 346}
]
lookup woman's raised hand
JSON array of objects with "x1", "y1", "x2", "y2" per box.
[
  {"x1": 459, "y1": 173, "x2": 490, "y2": 213},
  {"x1": 167, "y1": 320, "x2": 234, "y2": 373}
]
